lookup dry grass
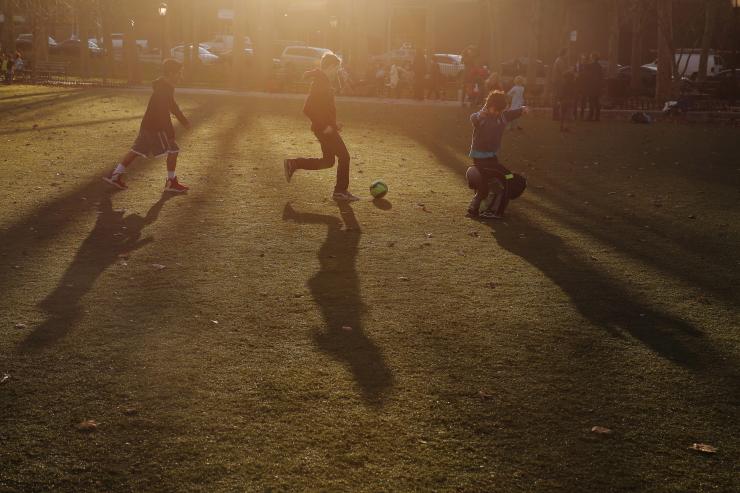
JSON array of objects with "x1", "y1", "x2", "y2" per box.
[{"x1": 1, "y1": 85, "x2": 738, "y2": 492}]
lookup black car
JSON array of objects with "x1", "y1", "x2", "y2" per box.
[
  {"x1": 14, "y1": 34, "x2": 59, "y2": 53},
  {"x1": 707, "y1": 69, "x2": 740, "y2": 100},
  {"x1": 55, "y1": 39, "x2": 103, "y2": 58},
  {"x1": 612, "y1": 65, "x2": 696, "y2": 97}
]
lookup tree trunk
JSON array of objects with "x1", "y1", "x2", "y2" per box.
[
  {"x1": 253, "y1": 0, "x2": 276, "y2": 89},
  {"x1": 629, "y1": 0, "x2": 644, "y2": 94},
  {"x1": 351, "y1": 0, "x2": 369, "y2": 78},
  {"x1": 99, "y1": 0, "x2": 113, "y2": 83},
  {"x1": 1, "y1": 0, "x2": 17, "y2": 53},
  {"x1": 425, "y1": 0, "x2": 437, "y2": 58},
  {"x1": 607, "y1": 0, "x2": 620, "y2": 78},
  {"x1": 698, "y1": 0, "x2": 718, "y2": 82},
  {"x1": 183, "y1": 0, "x2": 193, "y2": 80},
  {"x1": 78, "y1": 0, "x2": 90, "y2": 79},
  {"x1": 655, "y1": 0, "x2": 673, "y2": 101},
  {"x1": 486, "y1": 0, "x2": 502, "y2": 72},
  {"x1": 526, "y1": 0, "x2": 541, "y2": 97},
  {"x1": 231, "y1": 0, "x2": 247, "y2": 90},
  {"x1": 124, "y1": 18, "x2": 140, "y2": 85}
]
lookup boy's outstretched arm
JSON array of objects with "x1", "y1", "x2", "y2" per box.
[
  {"x1": 470, "y1": 109, "x2": 487, "y2": 126},
  {"x1": 170, "y1": 96, "x2": 191, "y2": 129}
]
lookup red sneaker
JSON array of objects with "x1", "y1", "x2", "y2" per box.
[
  {"x1": 165, "y1": 177, "x2": 189, "y2": 193},
  {"x1": 103, "y1": 174, "x2": 127, "y2": 190}
]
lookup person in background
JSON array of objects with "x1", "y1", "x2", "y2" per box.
[
  {"x1": 551, "y1": 48, "x2": 568, "y2": 120},
  {"x1": 586, "y1": 52, "x2": 604, "y2": 121},
  {"x1": 507, "y1": 75, "x2": 526, "y2": 130},
  {"x1": 374, "y1": 63, "x2": 387, "y2": 97},
  {"x1": 427, "y1": 56, "x2": 442, "y2": 100},
  {"x1": 0, "y1": 53, "x2": 8, "y2": 84},
  {"x1": 559, "y1": 71, "x2": 577, "y2": 132},
  {"x1": 389, "y1": 62, "x2": 401, "y2": 98},
  {"x1": 413, "y1": 50, "x2": 427, "y2": 101},
  {"x1": 486, "y1": 72, "x2": 503, "y2": 93},
  {"x1": 575, "y1": 54, "x2": 589, "y2": 119}
]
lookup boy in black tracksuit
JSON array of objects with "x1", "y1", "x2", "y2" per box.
[
  {"x1": 467, "y1": 91, "x2": 527, "y2": 219},
  {"x1": 104, "y1": 59, "x2": 190, "y2": 193},
  {"x1": 283, "y1": 53, "x2": 359, "y2": 202}
]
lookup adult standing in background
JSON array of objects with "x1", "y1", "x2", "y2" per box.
[
  {"x1": 586, "y1": 52, "x2": 604, "y2": 121},
  {"x1": 413, "y1": 50, "x2": 427, "y2": 101},
  {"x1": 551, "y1": 48, "x2": 568, "y2": 119}
]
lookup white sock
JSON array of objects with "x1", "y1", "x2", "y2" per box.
[
  {"x1": 167, "y1": 171, "x2": 176, "y2": 179},
  {"x1": 112, "y1": 164, "x2": 126, "y2": 176}
]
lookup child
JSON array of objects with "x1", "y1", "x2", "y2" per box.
[
  {"x1": 507, "y1": 75, "x2": 526, "y2": 130},
  {"x1": 466, "y1": 90, "x2": 528, "y2": 220},
  {"x1": 104, "y1": 59, "x2": 190, "y2": 192},
  {"x1": 283, "y1": 53, "x2": 359, "y2": 202}
]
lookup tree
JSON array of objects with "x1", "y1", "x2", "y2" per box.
[
  {"x1": 656, "y1": 0, "x2": 674, "y2": 101},
  {"x1": 1, "y1": 0, "x2": 21, "y2": 53},
  {"x1": 698, "y1": 0, "x2": 720, "y2": 82},
  {"x1": 99, "y1": 0, "x2": 113, "y2": 83},
  {"x1": 607, "y1": 0, "x2": 620, "y2": 79},
  {"x1": 231, "y1": 0, "x2": 247, "y2": 89},
  {"x1": 628, "y1": 0, "x2": 647, "y2": 94},
  {"x1": 77, "y1": 0, "x2": 91, "y2": 79},
  {"x1": 526, "y1": 0, "x2": 542, "y2": 95}
]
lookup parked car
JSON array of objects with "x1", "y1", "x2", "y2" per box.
[
  {"x1": 431, "y1": 53, "x2": 464, "y2": 80},
  {"x1": 612, "y1": 65, "x2": 697, "y2": 97},
  {"x1": 170, "y1": 44, "x2": 220, "y2": 65},
  {"x1": 55, "y1": 38, "x2": 103, "y2": 57},
  {"x1": 201, "y1": 35, "x2": 252, "y2": 55},
  {"x1": 706, "y1": 69, "x2": 739, "y2": 100},
  {"x1": 15, "y1": 34, "x2": 58, "y2": 52},
  {"x1": 280, "y1": 46, "x2": 336, "y2": 76}
]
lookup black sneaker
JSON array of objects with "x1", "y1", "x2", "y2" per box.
[{"x1": 480, "y1": 209, "x2": 504, "y2": 220}]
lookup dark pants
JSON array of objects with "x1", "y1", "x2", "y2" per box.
[
  {"x1": 293, "y1": 130, "x2": 350, "y2": 193},
  {"x1": 588, "y1": 94, "x2": 601, "y2": 120},
  {"x1": 472, "y1": 157, "x2": 512, "y2": 216}
]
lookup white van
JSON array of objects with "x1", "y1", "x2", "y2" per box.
[{"x1": 674, "y1": 51, "x2": 724, "y2": 79}]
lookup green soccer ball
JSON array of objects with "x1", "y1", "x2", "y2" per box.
[{"x1": 370, "y1": 180, "x2": 388, "y2": 199}]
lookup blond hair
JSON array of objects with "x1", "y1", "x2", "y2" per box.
[{"x1": 514, "y1": 75, "x2": 525, "y2": 86}]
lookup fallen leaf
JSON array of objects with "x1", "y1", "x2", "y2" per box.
[
  {"x1": 14, "y1": 323, "x2": 27, "y2": 330},
  {"x1": 689, "y1": 443, "x2": 717, "y2": 454},
  {"x1": 0, "y1": 374, "x2": 9, "y2": 384},
  {"x1": 77, "y1": 420, "x2": 98, "y2": 432},
  {"x1": 478, "y1": 390, "x2": 494, "y2": 400},
  {"x1": 123, "y1": 408, "x2": 138, "y2": 416},
  {"x1": 468, "y1": 231, "x2": 480, "y2": 238},
  {"x1": 341, "y1": 325, "x2": 353, "y2": 331},
  {"x1": 151, "y1": 264, "x2": 166, "y2": 270},
  {"x1": 425, "y1": 233, "x2": 433, "y2": 238},
  {"x1": 591, "y1": 426, "x2": 612, "y2": 435},
  {"x1": 398, "y1": 276, "x2": 410, "y2": 281},
  {"x1": 211, "y1": 320, "x2": 219, "y2": 325}
]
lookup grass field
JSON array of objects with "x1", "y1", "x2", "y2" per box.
[{"x1": 1, "y1": 85, "x2": 739, "y2": 492}]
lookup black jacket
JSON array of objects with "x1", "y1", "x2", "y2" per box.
[
  {"x1": 140, "y1": 77, "x2": 189, "y2": 137},
  {"x1": 303, "y1": 69, "x2": 337, "y2": 133}
]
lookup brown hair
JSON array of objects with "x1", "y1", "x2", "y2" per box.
[
  {"x1": 484, "y1": 90, "x2": 507, "y2": 112},
  {"x1": 162, "y1": 58, "x2": 182, "y2": 76},
  {"x1": 321, "y1": 53, "x2": 341, "y2": 70}
]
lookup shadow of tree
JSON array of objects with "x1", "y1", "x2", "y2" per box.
[
  {"x1": 21, "y1": 192, "x2": 180, "y2": 351},
  {"x1": 282, "y1": 201, "x2": 393, "y2": 406}
]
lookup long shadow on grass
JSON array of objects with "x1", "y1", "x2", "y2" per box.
[
  {"x1": 0, "y1": 115, "x2": 142, "y2": 136},
  {"x1": 21, "y1": 192, "x2": 180, "y2": 351},
  {"x1": 485, "y1": 216, "x2": 705, "y2": 367},
  {"x1": 282, "y1": 201, "x2": 393, "y2": 406}
]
